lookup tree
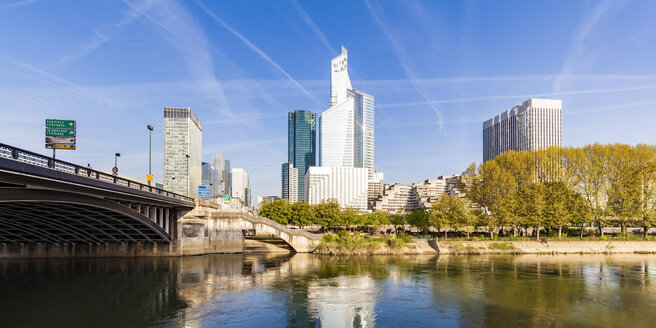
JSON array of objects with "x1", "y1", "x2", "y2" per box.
[
  {"x1": 341, "y1": 207, "x2": 360, "y2": 231},
  {"x1": 407, "y1": 209, "x2": 430, "y2": 234},
  {"x1": 429, "y1": 194, "x2": 451, "y2": 238},
  {"x1": 367, "y1": 210, "x2": 390, "y2": 235},
  {"x1": 517, "y1": 183, "x2": 546, "y2": 240},
  {"x1": 634, "y1": 144, "x2": 656, "y2": 239},
  {"x1": 607, "y1": 144, "x2": 640, "y2": 237},
  {"x1": 449, "y1": 195, "x2": 477, "y2": 239},
  {"x1": 313, "y1": 199, "x2": 341, "y2": 232},
  {"x1": 290, "y1": 202, "x2": 315, "y2": 229},
  {"x1": 544, "y1": 181, "x2": 571, "y2": 239},
  {"x1": 569, "y1": 192, "x2": 592, "y2": 239},
  {"x1": 567, "y1": 144, "x2": 610, "y2": 236},
  {"x1": 258, "y1": 199, "x2": 291, "y2": 225},
  {"x1": 390, "y1": 208, "x2": 407, "y2": 233}
]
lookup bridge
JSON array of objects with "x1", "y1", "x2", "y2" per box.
[{"x1": 0, "y1": 143, "x2": 320, "y2": 257}]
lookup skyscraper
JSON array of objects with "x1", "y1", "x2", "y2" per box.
[
  {"x1": 282, "y1": 163, "x2": 298, "y2": 203},
  {"x1": 309, "y1": 47, "x2": 377, "y2": 210},
  {"x1": 483, "y1": 98, "x2": 562, "y2": 161},
  {"x1": 283, "y1": 110, "x2": 316, "y2": 202},
  {"x1": 318, "y1": 47, "x2": 375, "y2": 174},
  {"x1": 330, "y1": 46, "x2": 352, "y2": 107},
  {"x1": 163, "y1": 107, "x2": 202, "y2": 198},
  {"x1": 201, "y1": 161, "x2": 214, "y2": 197},
  {"x1": 231, "y1": 168, "x2": 251, "y2": 207},
  {"x1": 212, "y1": 153, "x2": 231, "y2": 198}
]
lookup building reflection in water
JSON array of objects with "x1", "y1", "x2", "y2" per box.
[{"x1": 1, "y1": 254, "x2": 656, "y2": 327}]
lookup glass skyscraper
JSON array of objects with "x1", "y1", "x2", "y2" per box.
[
  {"x1": 163, "y1": 107, "x2": 202, "y2": 198},
  {"x1": 283, "y1": 110, "x2": 316, "y2": 202}
]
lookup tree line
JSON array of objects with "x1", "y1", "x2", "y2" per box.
[
  {"x1": 460, "y1": 144, "x2": 656, "y2": 239},
  {"x1": 259, "y1": 144, "x2": 656, "y2": 240}
]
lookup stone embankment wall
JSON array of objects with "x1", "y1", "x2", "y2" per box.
[{"x1": 436, "y1": 240, "x2": 656, "y2": 254}]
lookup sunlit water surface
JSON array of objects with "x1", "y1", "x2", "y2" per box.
[{"x1": 1, "y1": 254, "x2": 656, "y2": 327}]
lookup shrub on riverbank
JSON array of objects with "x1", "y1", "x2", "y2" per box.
[{"x1": 314, "y1": 232, "x2": 413, "y2": 255}]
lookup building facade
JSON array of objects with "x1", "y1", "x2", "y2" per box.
[
  {"x1": 281, "y1": 163, "x2": 298, "y2": 203},
  {"x1": 367, "y1": 171, "x2": 384, "y2": 210},
  {"x1": 212, "y1": 153, "x2": 231, "y2": 198},
  {"x1": 371, "y1": 175, "x2": 462, "y2": 213},
  {"x1": 231, "y1": 168, "x2": 251, "y2": 208},
  {"x1": 283, "y1": 110, "x2": 316, "y2": 202},
  {"x1": 305, "y1": 166, "x2": 368, "y2": 210},
  {"x1": 201, "y1": 161, "x2": 214, "y2": 197},
  {"x1": 163, "y1": 107, "x2": 202, "y2": 198},
  {"x1": 483, "y1": 98, "x2": 562, "y2": 161}
]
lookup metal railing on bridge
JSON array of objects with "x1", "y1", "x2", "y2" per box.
[{"x1": 0, "y1": 143, "x2": 194, "y2": 202}]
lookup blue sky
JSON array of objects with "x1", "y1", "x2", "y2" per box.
[{"x1": 1, "y1": 0, "x2": 656, "y2": 200}]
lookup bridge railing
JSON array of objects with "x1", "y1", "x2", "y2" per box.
[{"x1": 0, "y1": 143, "x2": 194, "y2": 202}]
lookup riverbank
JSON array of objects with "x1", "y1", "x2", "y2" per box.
[{"x1": 314, "y1": 238, "x2": 656, "y2": 255}]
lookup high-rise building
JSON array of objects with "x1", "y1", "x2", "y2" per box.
[
  {"x1": 311, "y1": 46, "x2": 377, "y2": 209},
  {"x1": 212, "y1": 153, "x2": 231, "y2": 197},
  {"x1": 281, "y1": 163, "x2": 298, "y2": 203},
  {"x1": 305, "y1": 166, "x2": 368, "y2": 210},
  {"x1": 367, "y1": 171, "x2": 384, "y2": 210},
  {"x1": 163, "y1": 107, "x2": 202, "y2": 198},
  {"x1": 231, "y1": 168, "x2": 251, "y2": 207},
  {"x1": 483, "y1": 98, "x2": 562, "y2": 161},
  {"x1": 351, "y1": 89, "x2": 375, "y2": 179},
  {"x1": 371, "y1": 175, "x2": 462, "y2": 213},
  {"x1": 330, "y1": 46, "x2": 352, "y2": 107},
  {"x1": 283, "y1": 110, "x2": 316, "y2": 202},
  {"x1": 201, "y1": 161, "x2": 214, "y2": 196}
]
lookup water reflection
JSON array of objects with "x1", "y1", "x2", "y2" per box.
[{"x1": 1, "y1": 254, "x2": 656, "y2": 327}]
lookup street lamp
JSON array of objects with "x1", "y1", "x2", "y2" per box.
[
  {"x1": 147, "y1": 125, "x2": 153, "y2": 186},
  {"x1": 185, "y1": 154, "x2": 190, "y2": 196},
  {"x1": 114, "y1": 153, "x2": 121, "y2": 175}
]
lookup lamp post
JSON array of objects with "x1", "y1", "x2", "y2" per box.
[
  {"x1": 147, "y1": 125, "x2": 153, "y2": 186},
  {"x1": 185, "y1": 154, "x2": 190, "y2": 197},
  {"x1": 114, "y1": 153, "x2": 121, "y2": 175}
]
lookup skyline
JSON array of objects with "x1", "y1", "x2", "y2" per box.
[{"x1": 2, "y1": 0, "x2": 656, "y2": 201}]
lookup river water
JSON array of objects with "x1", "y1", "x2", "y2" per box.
[{"x1": 1, "y1": 254, "x2": 655, "y2": 327}]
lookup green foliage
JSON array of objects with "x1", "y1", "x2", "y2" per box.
[
  {"x1": 258, "y1": 199, "x2": 291, "y2": 225},
  {"x1": 406, "y1": 209, "x2": 429, "y2": 233},
  {"x1": 290, "y1": 201, "x2": 315, "y2": 228},
  {"x1": 488, "y1": 242, "x2": 516, "y2": 250}
]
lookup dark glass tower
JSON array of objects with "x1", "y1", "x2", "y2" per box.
[{"x1": 282, "y1": 110, "x2": 316, "y2": 202}]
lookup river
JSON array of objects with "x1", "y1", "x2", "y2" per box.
[{"x1": 1, "y1": 254, "x2": 655, "y2": 327}]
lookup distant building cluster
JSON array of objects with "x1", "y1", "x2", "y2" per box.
[
  {"x1": 162, "y1": 46, "x2": 565, "y2": 215},
  {"x1": 281, "y1": 47, "x2": 377, "y2": 210},
  {"x1": 370, "y1": 176, "x2": 463, "y2": 213},
  {"x1": 163, "y1": 106, "x2": 251, "y2": 209}
]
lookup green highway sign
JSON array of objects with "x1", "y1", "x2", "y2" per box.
[
  {"x1": 45, "y1": 128, "x2": 75, "y2": 137},
  {"x1": 46, "y1": 119, "x2": 76, "y2": 128}
]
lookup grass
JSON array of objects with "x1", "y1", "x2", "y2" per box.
[
  {"x1": 488, "y1": 242, "x2": 516, "y2": 250},
  {"x1": 315, "y1": 231, "x2": 413, "y2": 255}
]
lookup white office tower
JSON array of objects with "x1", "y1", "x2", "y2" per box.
[
  {"x1": 163, "y1": 107, "x2": 202, "y2": 198},
  {"x1": 319, "y1": 97, "x2": 355, "y2": 167},
  {"x1": 330, "y1": 46, "x2": 352, "y2": 107},
  {"x1": 483, "y1": 98, "x2": 562, "y2": 161},
  {"x1": 312, "y1": 47, "x2": 376, "y2": 209},
  {"x1": 212, "y1": 153, "x2": 231, "y2": 197},
  {"x1": 319, "y1": 48, "x2": 375, "y2": 177},
  {"x1": 231, "y1": 168, "x2": 251, "y2": 207},
  {"x1": 282, "y1": 163, "x2": 299, "y2": 203},
  {"x1": 305, "y1": 166, "x2": 368, "y2": 210}
]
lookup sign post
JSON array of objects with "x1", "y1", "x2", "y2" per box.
[
  {"x1": 45, "y1": 119, "x2": 76, "y2": 158},
  {"x1": 197, "y1": 186, "x2": 210, "y2": 199}
]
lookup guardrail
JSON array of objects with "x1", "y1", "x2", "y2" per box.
[{"x1": 0, "y1": 143, "x2": 194, "y2": 202}]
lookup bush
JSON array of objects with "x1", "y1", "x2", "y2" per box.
[{"x1": 488, "y1": 242, "x2": 516, "y2": 250}]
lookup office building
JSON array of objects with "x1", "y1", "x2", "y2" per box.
[
  {"x1": 201, "y1": 161, "x2": 214, "y2": 197},
  {"x1": 318, "y1": 47, "x2": 375, "y2": 175},
  {"x1": 212, "y1": 153, "x2": 231, "y2": 197},
  {"x1": 282, "y1": 163, "x2": 298, "y2": 203},
  {"x1": 483, "y1": 98, "x2": 562, "y2": 161},
  {"x1": 231, "y1": 168, "x2": 251, "y2": 208},
  {"x1": 305, "y1": 166, "x2": 368, "y2": 210},
  {"x1": 367, "y1": 171, "x2": 384, "y2": 210},
  {"x1": 283, "y1": 110, "x2": 316, "y2": 202},
  {"x1": 371, "y1": 175, "x2": 462, "y2": 213},
  {"x1": 163, "y1": 106, "x2": 202, "y2": 198}
]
